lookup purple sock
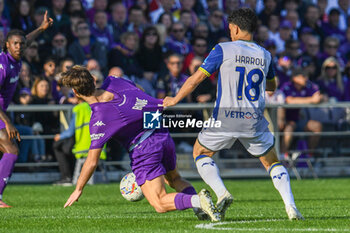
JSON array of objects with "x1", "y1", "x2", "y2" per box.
[
  {"x1": 0, "y1": 153, "x2": 18, "y2": 196},
  {"x1": 174, "y1": 193, "x2": 193, "y2": 210},
  {"x1": 181, "y1": 186, "x2": 197, "y2": 195}
]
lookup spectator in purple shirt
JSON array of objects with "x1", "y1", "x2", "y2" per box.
[
  {"x1": 90, "y1": 10, "x2": 114, "y2": 48},
  {"x1": 319, "y1": 36, "x2": 345, "y2": 69},
  {"x1": 280, "y1": 68, "x2": 323, "y2": 155},
  {"x1": 110, "y1": 2, "x2": 128, "y2": 43},
  {"x1": 317, "y1": 57, "x2": 347, "y2": 101},
  {"x1": 127, "y1": 6, "x2": 148, "y2": 38},
  {"x1": 68, "y1": 21, "x2": 108, "y2": 74},
  {"x1": 165, "y1": 22, "x2": 191, "y2": 56},
  {"x1": 86, "y1": 0, "x2": 108, "y2": 24},
  {"x1": 280, "y1": 39, "x2": 301, "y2": 68},
  {"x1": 108, "y1": 32, "x2": 143, "y2": 79},
  {"x1": 156, "y1": 53, "x2": 190, "y2": 102},
  {"x1": 321, "y1": 8, "x2": 346, "y2": 44}
]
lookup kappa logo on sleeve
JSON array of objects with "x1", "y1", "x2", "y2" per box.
[{"x1": 93, "y1": 121, "x2": 105, "y2": 127}]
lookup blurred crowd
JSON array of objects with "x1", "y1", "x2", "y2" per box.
[{"x1": 0, "y1": 0, "x2": 349, "y2": 163}]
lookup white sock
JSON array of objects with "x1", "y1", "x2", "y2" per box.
[
  {"x1": 269, "y1": 162, "x2": 296, "y2": 207},
  {"x1": 195, "y1": 155, "x2": 227, "y2": 199},
  {"x1": 191, "y1": 195, "x2": 200, "y2": 208},
  {"x1": 0, "y1": 194, "x2": 2, "y2": 200}
]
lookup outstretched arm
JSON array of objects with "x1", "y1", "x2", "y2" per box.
[
  {"x1": 163, "y1": 70, "x2": 207, "y2": 107},
  {"x1": 25, "y1": 11, "x2": 53, "y2": 47},
  {"x1": 64, "y1": 148, "x2": 102, "y2": 208}
]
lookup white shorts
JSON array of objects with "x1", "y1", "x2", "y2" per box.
[{"x1": 197, "y1": 128, "x2": 275, "y2": 157}]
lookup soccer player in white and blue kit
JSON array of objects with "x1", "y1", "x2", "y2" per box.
[{"x1": 164, "y1": 8, "x2": 304, "y2": 220}]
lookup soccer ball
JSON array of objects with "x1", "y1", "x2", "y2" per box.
[{"x1": 120, "y1": 172, "x2": 144, "y2": 202}]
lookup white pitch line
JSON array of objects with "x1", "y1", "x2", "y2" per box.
[{"x1": 195, "y1": 221, "x2": 350, "y2": 232}]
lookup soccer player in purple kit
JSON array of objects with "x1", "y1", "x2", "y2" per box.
[
  {"x1": 0, "y1": 12, "x2": 53, "y2": 208},
  {"x1": 62, "y1": 66, "x2": 220, "y2": 222}
]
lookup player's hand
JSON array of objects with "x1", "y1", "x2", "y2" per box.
[
  {"x1": 54, "y1": 134, "x2": 60, "y2": 142},
  {"x1": 5, "y1": 123, "x2": 21, "y2": 141},
  {"x1": 39, "y1": 11, "x2": 53, "y2": 31},
  {"x1": 64, "y1": 190, "x2": 82, "y2": 208},
  {"x1": 163, "y1": 96, "x2": 177, "y2": 107}
]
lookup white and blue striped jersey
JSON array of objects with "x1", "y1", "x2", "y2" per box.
[{"x1": 199, "y1": 40, "x2": 275, "y2": 137}]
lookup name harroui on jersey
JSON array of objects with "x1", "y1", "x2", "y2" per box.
[{"x1": 235, "y1": 55, "x2": 266, "y2": 66}]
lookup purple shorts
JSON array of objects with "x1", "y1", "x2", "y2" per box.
[
  {"x1": 0, "y1": 119, "x2": 5, "y2": 130},
  {"x1": 130, "y1": 129, "x2": 176, "y2": 186}
]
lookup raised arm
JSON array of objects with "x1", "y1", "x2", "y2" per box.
[
  {"x1": 163, "y1": 69, "x2": 207, "y2": 106},
  {"x1": 64, "y1": 148, "x2": 102, "y2": 208},
  {"x1": 25, "y1": 11, "x2": 53, "y2": 47}
]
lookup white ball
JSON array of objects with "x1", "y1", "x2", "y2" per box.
[{"x1": 120, "y1": 172, "x2": 144, "y2": 202}]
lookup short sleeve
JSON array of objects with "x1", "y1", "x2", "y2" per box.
[
  {"x1": 199, "y1": 44, "x2": 223, "y2": 77},
  {"x1": 266, "y1": 60, "x2": 276, "y2": 80},
  {"x1": 280, "y1": 83, "x2": 292, "y2": 97},
  {"x1": 308, "y1": 82, "x2": 319, "y2": 96},
  {"x1": 89, "y1": 121, "x2": 110, "y2": 149}
]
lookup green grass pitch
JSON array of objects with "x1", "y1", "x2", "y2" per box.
[{"x1": 1, "y1": 178, "x2": 350, "y2": 232}]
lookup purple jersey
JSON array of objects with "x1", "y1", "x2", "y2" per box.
[
  {"x1": 89, "y1": 76, "x2": 163, "y2": 150},
  {"x1": 317, "y1": 78, "x2": 348, "y2": 101},
  {"x1": 0, "y1": 52, "x2": 21, "y2": 111},
  {"x1": 281, "y1": 81, "x2": 319, "y2": 121}
]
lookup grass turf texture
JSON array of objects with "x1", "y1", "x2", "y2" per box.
[{"x1": 1, "y1": 178, "x2": 349, "y2": 233}]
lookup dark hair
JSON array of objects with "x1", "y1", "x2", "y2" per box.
[
  {"x1": 166, "y1": 52, "x2": 183, "y2": 61},
  {"x1": 75, "y1": 20, "x2": 89, "y2": 32},
  {"x1": 291, "y1": 68, "x2": 308, "y2": 78},
  {"x1": 128, "y1": 5, "x2": 143, "y2": 15},
  {"x1": 69, "y1": 10, "x2": 87, "y2": 19},
  {"x1": 43, "y1": 56, "x2": 57, "y2": 65},
  {"x1": 158, "y1": 12, "x2": 174, "y2": 25},
  {"x1": 59, "y1": 65, "x2": 96, "y2": 96},
  {"x1": 191, "y1": 36, "x2": 207, "y2": 46},
  {"x1": 141, "y1": 26, "x2": 160, "y2": 46},
  {"x1": 228, "y1": 8, "x2": 258, "y2": 34},
  {"x1": 180, "y1": 9, "x2": 192, "y2": 16},
  {"x1": 2, "y1": 29, "x2": 26, "y2": 53}
]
